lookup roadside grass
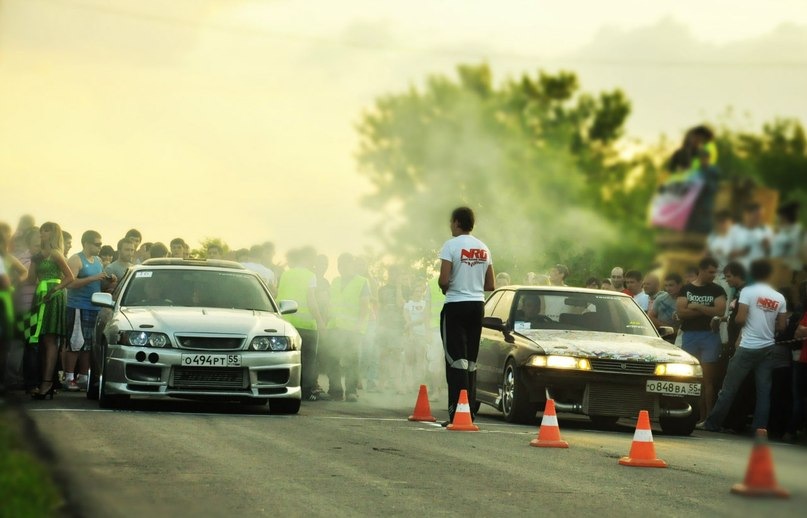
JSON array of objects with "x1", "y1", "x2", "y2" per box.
[{"x1": 0, "y1": 407, "x2": 62, "y2": 518}]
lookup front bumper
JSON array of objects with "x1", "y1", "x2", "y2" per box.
[
  {"x1": 103, "y1": 344, "x2": 301, "y2": 400},
  {"x1": 521, "y1": 367, "x2": 701, "y2": 419}
]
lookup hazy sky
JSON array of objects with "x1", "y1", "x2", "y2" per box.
[{"x1": 2, "y1": 0, "x2": 806, "y2": 260}]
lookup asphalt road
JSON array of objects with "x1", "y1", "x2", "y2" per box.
[{"x1": 14, "y1": 390, "x2": 807, "y2": 517}]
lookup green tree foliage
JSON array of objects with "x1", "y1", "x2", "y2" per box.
[
  {"x1": 356, "y1": 64, "x2": 655, "y2": 282},
  {"x1": 191, "y1": 237, "x2": 230, "y2": 259}
]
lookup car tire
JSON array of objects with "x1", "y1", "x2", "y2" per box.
[
  {"x1": 86, "y1": 366, "x2": 99, "y2": 401},
  {"x1": 501, "y1": 360, "x2": 539, "y2": 424},
  {"x1": 98, "y1": 347, "x2": 129, "y2": 409},
  {"x1": 659, "y1": 414, "x2": 698, "y2": 436},
  {"x1": 270, "y1": 398, "x2": 301, "y2": 415},
  {"x1": 589, "y1": 415, "x2": 619, "y2": 429}
]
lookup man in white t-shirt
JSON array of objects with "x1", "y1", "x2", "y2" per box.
[
  {"x1": 702, "y1": 259, "x2": 787, "y2": 432},
  {"x1": 438, "y1": 207, "x2": 495, "y2": 426},
  {"x1": 730, "y1": 203, "x2": 773, "y2": 270}
]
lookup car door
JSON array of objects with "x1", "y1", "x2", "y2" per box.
[{"x1": 477, "y1": 290, "x2": 515, "y2": 397}]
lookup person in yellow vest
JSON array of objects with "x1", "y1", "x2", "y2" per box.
[
  {"x1": 277, "y1": 247, "x2": 326, "y2": 401},
  {"x1": 324, "y1": 253, "x2": 370, "y2": 402}
]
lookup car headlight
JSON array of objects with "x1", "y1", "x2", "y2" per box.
[
  {"x1": 119, "y1": 331, "x2": 171, "y2": 348},
  {"x1": 528, "y1": 355, "x2": 591, "y2": 370},
  {"x1": 655, "y1": 363, "x2": 701, "y2": 377},
  {"x1": 249, "y1": 336, "x2": 293, "y2": 351}
]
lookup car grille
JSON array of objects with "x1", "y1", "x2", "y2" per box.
[
  {"x1": 175, "y1": 336, "x2": 244, "y2": 351},
  {"x1": 172, "y1": 367, "x2": 248, "y2": 390},
  {"x1": 585, "y1": 383, "x2": 657, "y2": 418},
  {"x1": 589, "y1": 359, "x2": 656, "y2": 376}
]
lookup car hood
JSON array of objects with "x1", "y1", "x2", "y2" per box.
[
  {"x1": 518, "y1": 329, "x2": 697, "y2": 363},
  {"x1": 119, "y1": 307, "x2": 291, "y2": 336}
]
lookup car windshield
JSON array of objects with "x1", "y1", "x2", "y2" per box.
[
  {"x1": 121, "y1": 269, "x2": 275, "y2": 312},
  {"x1": 512, "y1": 291, "x2": 657, "y2": 337}
]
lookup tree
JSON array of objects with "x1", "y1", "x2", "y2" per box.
[
  {"x1": 356, "y1": 64, "x2": 654, "y2": 282},
  {"x1": 191, "y1": 237, "x2": 230, "y2": 259}
]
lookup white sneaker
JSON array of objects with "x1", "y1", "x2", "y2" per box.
[{"x1": 76, "y1": 374, "x2": 89, "y2": 391}]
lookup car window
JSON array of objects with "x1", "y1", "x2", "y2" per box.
[
  {"x1": 512, "y1": 291, "x2": 657, "y2": 337},
  {"x1": 484, "y1": 292, "x2": 503, "y2": 317},
  {"x1": 491, "y1": 290, "x2": 514, "y2": 324},
  {"x1": 121, "y1": 269, "x2": 276, "y2": 311}
]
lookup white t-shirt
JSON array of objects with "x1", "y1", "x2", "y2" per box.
[
  {"x1": 731, "y1": 224, "x2": 774, "y2": 269},
  {"x1": 738, "y1": 282, "x2": 786, "y2": 350},
  {"x1": 241, "y1": 262, "x2": 276, "y2": 287},
  {"x1": 439, "y1": 234, "x2": 492, "y2": 303},
  {"x1": 707, "y1": 232, "x2": 735, "y2": 273}
]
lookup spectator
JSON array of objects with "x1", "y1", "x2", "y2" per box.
[
  {"x1": 105, "y1": 238, "x2": 136, "y2": 285},
  {"x1": 786, "y1": 280, "x2": 807, "y2": 441},
  {"x1": 686, "y1": 147, "x2": 720, "y2": 234},
  {"x1": 376, "y1": 266, "x2": 405, "y2": 393},
  {"x1": 772, "y1": 202, "x2": 803, "y2": 275},
  {"x1": 136, "y1": 242, "x2": 152, "y2": 264},
  {"x1": 730, "y1": 203, "x2": 773, "y2": 270},
  {"x1": 241, "y1": 245, "x2": 276, "y2": 291},
  {"x1": 623, "y1": 270, "x2": 649, "y2": 311},
  {"x1": 601, "y1": 278, "x2": 614, "y2": 291},
  {"x1": 707, "y1": 210, "x2": 735, "y2": 276},
  {"x1": 11, "y1": 215, "x2": 35, "y2": 256},
  {"x1": 702, "y1": 260, "x2": 786, "y2": 432},
  {"x1": 548, "y1": 264, "x2": 569, "y2": 287},
  {"x1": 170, "y1": 238, "x2": 186, "y2": 259},
  {"x1": 643, "y1": 274, "x2": 661, "y2": 311},
  {"x1": 99, "y1": 245, "x2": 115, "y2": 267},
  {"x1": 677, "y1": 257, "x2": 727, "y2": 422},
  {"x1": 150, "y1": 242, "x2": 169, "y2": 259},
  {"x1": 206, "y1": 244, "x2": 223, "y2": 260},
  {"x1": 495, "y1": 272, "x2": 511, "y2": 288},
  {"x1": 124, "y1": 229, "x2": 142, "y2": 253},
  {"x1": 648, "y1": 273, "x2": 683, "y2": 338},
  {"x1": 585, "y1": 277, "x2": 601, "y2": 290},
  {"x1": 718, "y1": 261, "x2": 752, "y2": 432},
  {"x1": 610, "y1": 267, "x2": 625, "y2": 291},
  {"x1": 62, "y1": 231, "x2": 72, "y2": 256},
  {"x1": 684, "y1": 265, "x2": 698, "y2": 285}
]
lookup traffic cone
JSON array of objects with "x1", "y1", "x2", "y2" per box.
[
  {"x1": 730, "y1": 429, "x2": 789, "y2": 498},
  {"x1": 530, "y1": 399, "x2": 568, "y2": 448},
  {"x1": 619, "y1": 410, "x2": 667, "y2": 468},
  {"x1": 447, "y1": 389, "x2": 479, "y2": 431},
  {"x1": 408, "y1": 384, "x2": 437, "y2": 422}
]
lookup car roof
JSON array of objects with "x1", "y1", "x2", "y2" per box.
[
  {"x1": 139, "y1": 258, "x2": 246, "y2": 270},
  {"x1": 497, "y1": 285, "x2": 632, "y2": 297}
]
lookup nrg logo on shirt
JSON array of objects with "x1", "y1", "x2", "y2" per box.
[
  {"x1": 460, "y1": 248, "x2": 488, "y2": 267},
  {"x1": 756, "y1": 297, "x2": 781, "y2": 312}
]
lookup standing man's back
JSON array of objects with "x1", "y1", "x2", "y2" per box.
[{"x1": 438, "y1": 207, "x2": 495, "y2": 426}]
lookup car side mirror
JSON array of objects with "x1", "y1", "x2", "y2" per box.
[
  {"x1": 658, "y1": 326, "x2": 675, "y2": 338},
  {"x1": 483, "y1": 316, "x2": 515, "y2": 343},
  {"x1": 482, "y1": 316, "x2": 506, "y2": 331},
  {"x1": 91, "y1": 292, "x2": 114, "y2": 309},
  {"x1": 278, "y1": 300, "x2": 298, "y2": 315}
]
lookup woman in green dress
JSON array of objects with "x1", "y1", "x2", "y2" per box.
[{"x1": 28, "y1": 222, "x2": 74, "y2": 399}]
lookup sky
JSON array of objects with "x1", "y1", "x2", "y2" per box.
[{"x1": 2, "y1": 0, "x2": 806, "y2": 261}]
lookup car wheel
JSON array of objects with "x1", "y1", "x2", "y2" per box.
[
  {"x1": 589, "y1": 415, "x2": 619, "y2": 429},
  {"x1": 659, "y1": 414, "x2": 698, "y2": 436},
  {"x1": 86, "y1": 366, "x2": 99, "y2": 401},
  {"x1": 270, "y1": 398, "x2": 301, "y2": 415},
  {"x1": 501, "y1": 360, "x2": 538, "y2": 424}
]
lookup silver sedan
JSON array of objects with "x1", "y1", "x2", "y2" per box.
[{"x1": 87, "y1": 259, "x2": 302, "y2": 413}]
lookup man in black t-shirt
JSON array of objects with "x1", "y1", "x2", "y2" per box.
[{"x1": 676, "y1": 257, "x2": 727, "y2": 422}]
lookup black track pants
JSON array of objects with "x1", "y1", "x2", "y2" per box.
[{"x1": 440, "y1": 301, "x2": 484, "y2": 420}]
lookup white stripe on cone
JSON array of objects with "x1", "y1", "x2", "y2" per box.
[
  {"x1": 540, "y1": 414, "x2": 559, "y2": 427},
  {"x1": 456, "y1": 403, "x2": 470, "y2": 413},
  {"x1": 632, "y1": 428, "x2": 653, "y2": 442}
]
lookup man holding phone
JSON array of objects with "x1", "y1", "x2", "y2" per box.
[{"x1": 64, "y1": 230, "x2": 116, "y2": 391}]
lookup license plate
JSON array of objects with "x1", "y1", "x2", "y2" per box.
[
  {"x1": 180, "y1": 354, "x2": 241, "y2": 367},
  {"x1": 646, "y1": 380, "x2": 701, "y2": 396}
]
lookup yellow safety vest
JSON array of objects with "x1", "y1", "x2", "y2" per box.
[
  {"x1": 277, "y1": 267, "x2": 317, "y2": 330},
  {"x1": 328, "y1": 275, "x2": 368, "y2": 332}
]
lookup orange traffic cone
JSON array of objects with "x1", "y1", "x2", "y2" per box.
[
  {"x1": 619, "y1": 410, "x2": 667, "y2": 468},
  {"x1": 530, "y1": 399, "x2": 568, "y2": 448},
  {"x1": 730, "y1": 429, "x2": 789, "y2": 498},
  {"x1": 447, "y1": 389, "x2": 479, "y2": 432},
  {"x1": 408, "y1": 384, "x2": 437, "y2": 422}
]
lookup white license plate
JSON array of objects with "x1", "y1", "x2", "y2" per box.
[
  {"x1": 646, "y1": 380, "x2": 701, "y2": 396},
  {"x1": 180, "y1": 354, "x2": 241, "y2": 367}
]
